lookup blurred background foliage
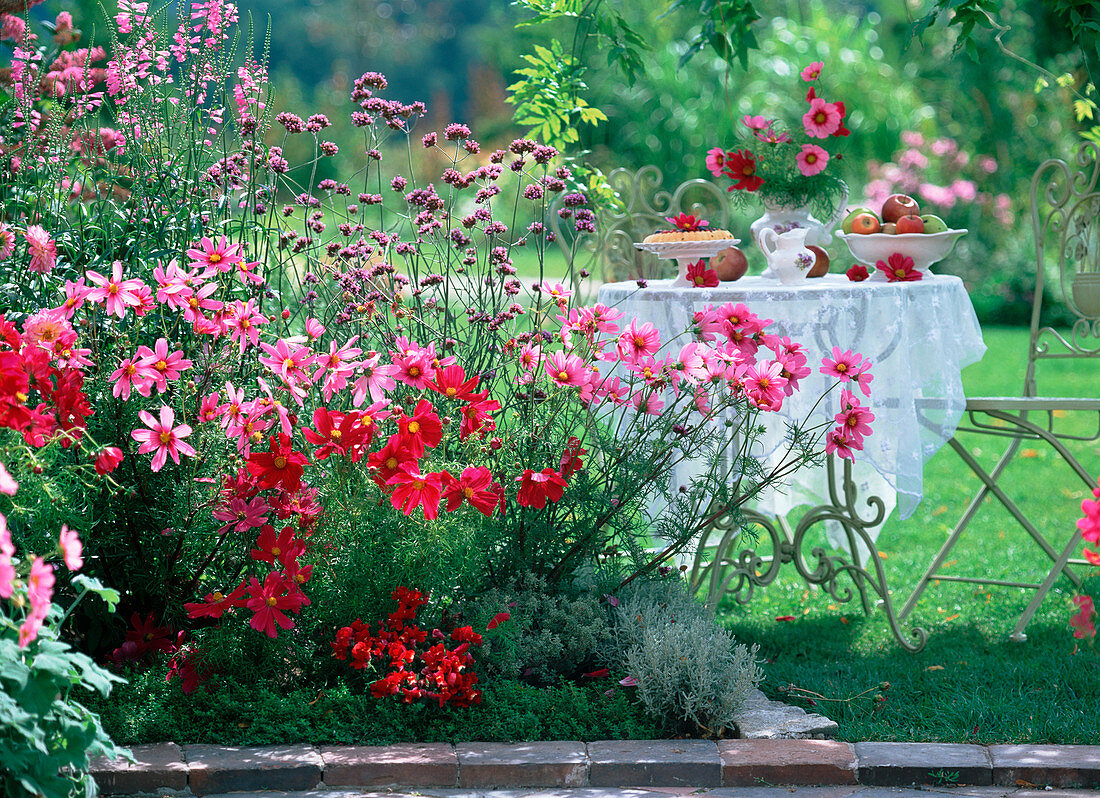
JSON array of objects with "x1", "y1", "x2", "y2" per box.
[{"x1": 27, "y1": 0, "x2": 1100, "y2": 321}]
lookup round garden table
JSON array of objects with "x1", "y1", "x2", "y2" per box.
[{"x1": 597, "y1": 273, "x2": 987, "y2": 651}]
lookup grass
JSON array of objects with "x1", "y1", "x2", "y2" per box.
[{"x1": 718, "y1": 326, "x2": 1100, "y2": 743}]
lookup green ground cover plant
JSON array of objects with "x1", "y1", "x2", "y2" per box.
[{"x1": 721, "y1": 327, "x2": 1100, "y2": 743}]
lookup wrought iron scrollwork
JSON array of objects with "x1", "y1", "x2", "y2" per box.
[{"x1": 690, "y1": 456, "x2": 929, "y2": 653}]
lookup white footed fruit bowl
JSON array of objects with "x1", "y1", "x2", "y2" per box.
[{"x1": 837, "y1": 229, "x2": 967, "y2": 273}]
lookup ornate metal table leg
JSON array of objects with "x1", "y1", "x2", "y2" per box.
[{"x1": 693, "y1": 456, "x2": 929, "y2": 652}]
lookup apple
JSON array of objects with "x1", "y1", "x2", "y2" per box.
[
  {"x1": 842, "y1": 207, "x2": 876, "y2": 234},
  {"x1": 896, "y1": 214, "x2": 925, "y2": 234},
  {"x1": 806, "y1": 245, "x2": 830, "y2": 277},
  {"x1": 881, "y1": 194, "x2": 920, "y2": 223},
  {"x1": 921, "y1": 214, "x2": 949, "y2": 233},
  {"x1": 710, "y1": 246, "x2": 749, "y2": 281},
  {"x1": 849, "y1": 212, "x2": 881, "y2": 234},
  {"x1": 881, "y1": 222, "x2": 898, "y2": 235}
]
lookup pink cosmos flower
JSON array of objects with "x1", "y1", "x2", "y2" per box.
[
  {"x1": 835, "y1": 389, "x2": 875, "y2": 446},
  {"x1": 774, "y1": 350, "x2": 811, "y2": 396},
  {"x1": 803, "y1": 97, "x2": 842, "y2": 138},
  {"x1": 0, "y1": 461, "x2": 17, "y2": 495},
  {"x1": 305, "y1": 317, "x2": 325, "y2": 340},
  {"x1": 391, "y1": 348, "x2": 435, "y2": 391},
  {"x1": 152, "y1": 261, "x2": 194, "y2": 309},
  {"x1": 186, "y1": 235, "x2": 243, "y2": 274},
  {"x1": 743, "y1": 360, "x2": 788, "y2": 410},
  {"x1": 110, "y1": 355, "x2": 155, "y2": 400},
  {"x1": 136, "y1": 338, "x2": 193, "y2": 394},
  {"x1": 258, "y1": 338, "x2": 316, "y2": 388},
  {"x1": 224, "y1": 299, "x2": 267, "y2": 354},
  {"x1": 1070, "y1": 594, "x2": 1096, "y2": 639},
  {"x1": 59, "y1": 524, "x2": 83, "y2": 571},
  {"x1": 86, "y1": 261, "x2": 145, "y2": 318},
  {"x1": 820, "y1": 347, "x2": 864, "y2": 382},
  {"x1": 801, "y1": 61, "x2": 824, "y2": 81},
  {"x1": 796, "y1": 144, "x2": 830, "y2": 176},
  {"x1": 25, "y1": 225, "x2": 58, "y2": 273},
  {"x1": 631, "y1": 389, "x2": 665, "y2": 415},
  {"x1": 545, "y1": 351, "x2": 588, "y2": 387},
  {"x1": 0, "y1": 515, "x2": 15, "y2": 599},
  {"x1": 824, "y1": 427, "x2": 856, "y2": 460},
  {"x1": 19, "y1": 557, "x2": 55, "y2": 647},
  {"x1": 352, "y1": 352, "x2": 400, "y2": 405},
  {"x1": 741, "y1": 115, "x2": 769, "y2": 130},
  {"x1": 131, "y1": 405, "x2": 197, "y2": 472},
  {"x1": 705, "y1": 147, "x2": 726, "y2": 178},
  {"x1": 314, "y1": 336, "x2": 363, "y2": 401},
  {"x1": 617, "y1": 319, "x2": 661, "y2": 362},
  {"x1": 539, "y1": 281, "x2": 574, "y2": 306}
]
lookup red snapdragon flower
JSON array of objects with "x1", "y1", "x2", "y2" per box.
[
  {"x1": 515, "y1": 468, "x2": 568, "y2": 509},
  {"x1": 247, "y1": 434, "x2": 308, "y2": 492}
]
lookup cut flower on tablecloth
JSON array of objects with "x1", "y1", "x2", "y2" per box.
[
  {"x1": 878, "y1": 252, "x2": 922, "y2": 282},
  {"x1": 706, "y1": 61, "x2": 849, "y2": 221}
]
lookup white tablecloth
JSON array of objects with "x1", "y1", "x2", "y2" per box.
[{"x1": 597, "y1": 274, "x2": 986, "y2": 538}]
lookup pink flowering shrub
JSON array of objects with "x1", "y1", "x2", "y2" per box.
[{"x1": 0, "y1": 5, "x2": 876, "y2": 700}]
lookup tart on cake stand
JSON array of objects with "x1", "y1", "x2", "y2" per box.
[{"x1": 634, "y1": 238, "x2": 741, "y2": 287}]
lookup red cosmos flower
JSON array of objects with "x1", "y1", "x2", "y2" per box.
[
  {"x1": 487, "y1": 611, "x2": 510, "y2": 630},
  {"x1": 559, "y1": 437, "x2": 586, "y2": 479},
  {"x1": 441, "y1": 466, "x2": 502, "y2": 517},
  {"x1": 95, "y1": 446, "x2": 124, "y2": 475},
  {"x1": 845, "y1": 264, "x2": 870, "y2": 282},
  {"x1": 721, "y1": 149, "x2": 764, "y2": 192},
  {"x1": 124, "y1": 612, "x2": 175, "y2": 657},
  {"x1": 458, "y1": 391, "x2": 500, "y2": 441},
  {"x1": 877, "y1": 252, "x2": 922, "y2": 283},
  {"x1": 687, "y1": 259, "x2": 720, "y2": 288},
  {"x1": 245, "y1": 571, "x2": 306, "y2": 638},
  {"x1": 427, "y1": 363, "x2": 481, "y2": 402},
  {"x1": 665, "y1": 213, "x2": 710, "y2": 231},
  {"x1": 387, "y1": 464, "x2": 444, "y2": 520},
  {"x1": 397, "y1": 399, "x2": 443, "y2": 456},
  {"x1": 368, "y1": 435, "x2": 418, "y2": 489},
  {"x1": 515, "y1": 468, "x2": 568, "y2": 509},
  {"x1": 247, "y1": 434, "x2": 308, "y2": 492},
  {"x1": 302, "y1": 407, "x2": 368, "y2": 461},
  {"x1": 184, "y1": 583, "x2": 248, "y2": 619},
  {"x1": 250, "y1": 524, "x2": 303, "y2": 568}
]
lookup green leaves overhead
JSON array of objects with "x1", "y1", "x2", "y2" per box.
[
  {"x1": 506, "y1": 40, "x2": 607, "y2": 147},
  {"x1": 665, "y1": 0, "x2": 761, "y2": 70}
]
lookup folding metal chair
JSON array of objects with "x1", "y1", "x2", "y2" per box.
[{"x1": 899, "y1": 142, "x2": 1100, "y2": 641}]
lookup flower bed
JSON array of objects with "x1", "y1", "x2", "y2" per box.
[{"x1": 0, "y1": 4, "x2": 881, "y2": 795}]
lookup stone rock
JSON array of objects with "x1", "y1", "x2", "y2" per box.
[{"x1": 732, "y1": 689, "x2": 839, "y2": 740}]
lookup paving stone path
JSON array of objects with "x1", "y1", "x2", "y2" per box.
[{"x1": 134, "y1": 788, "x2": 1100, "y2": 798}]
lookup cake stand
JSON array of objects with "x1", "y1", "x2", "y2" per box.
[{"x1": 634, "y1": 238, "x2": 741, "y2": 287}]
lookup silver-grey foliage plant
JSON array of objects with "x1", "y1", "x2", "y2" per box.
[{"x1": 612, "y1": 579, "x2": 762, "y2": 737}]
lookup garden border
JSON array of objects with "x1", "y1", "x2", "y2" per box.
[{"x1": 91, "y1": 739, "x2": 1100, "y2": 795}]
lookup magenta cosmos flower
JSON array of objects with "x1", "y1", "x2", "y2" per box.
[
  {"x1": 86, "y1": 261, "x2": 145, "y2": 318},
  {"x1": 801, "y1": 61, "x2": 824, "y2": 81},
  {"x1": 131, "y1": 405, "x2": 197, "y2": 472}
]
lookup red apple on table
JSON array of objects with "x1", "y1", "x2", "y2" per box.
[
  {"x1": 710, "y1": 246, "x2": 749, "y2": 281},
  {"x1": 806, "y1": 245, "x2": 830, "y2": 277},
  {"x1": 881, "y1": 194, "x2": 920, "y2": 223},
  {"x1": 896, "y1": 214, "x2": 925, "y2": 234},
  {"x1": 849, "y1": 212, "x2": 882, "y2": 234}
]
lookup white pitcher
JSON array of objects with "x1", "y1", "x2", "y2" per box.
[{"x1": 759, "y1": 227, "x2": 815, "y2": 285}]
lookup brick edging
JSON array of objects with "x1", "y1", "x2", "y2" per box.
[{"x1": 90, "y1": 739, "x2": 1100, "y2": 795}]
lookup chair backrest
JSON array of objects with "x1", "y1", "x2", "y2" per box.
[
  {"x1": 550, "y1": 165, "x2": 737, "y2": 284},
  {"x1": 1026, "y1": 141, "x2": 1100, "y2": 396}
]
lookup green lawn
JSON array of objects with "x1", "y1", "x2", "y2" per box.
[{"x1": 718, "y1": 326, "x2": 1100, "y2": 743}]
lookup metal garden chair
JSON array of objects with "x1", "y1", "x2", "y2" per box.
[{"x1": 899, "y1": 142, "x2": 1100, "y2": 641}]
